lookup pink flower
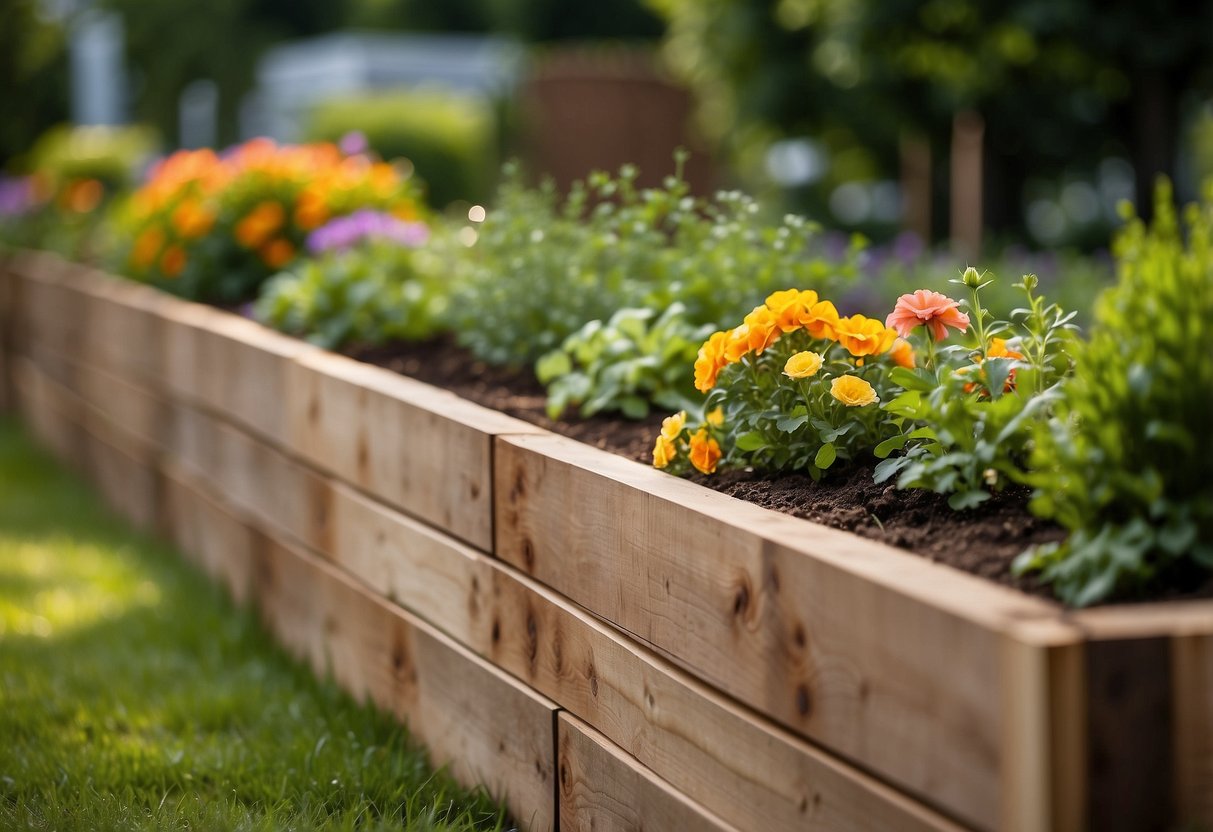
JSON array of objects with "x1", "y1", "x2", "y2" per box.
[{"x1": 885, "y1": 289, "x2": 971, "y2": 341}]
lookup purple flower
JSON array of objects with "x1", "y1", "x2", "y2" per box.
[
  {"x1": 0, "y1": 176, "x2": 36, "y2": 218},
  {"x1": 339, "y1": 131, "x2": 370, "y2": 157},
  {"x1": 306, "y1": 210, "x2": 429, "y2": 254}
]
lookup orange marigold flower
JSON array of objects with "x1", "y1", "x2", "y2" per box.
[
  {"x1": 833, "y1": 314, "x2": 898, "y2": 357},
  {"x1": 160, "y1": 244, "x2": 187, "y2": 278},
  {"x1": 741, "y1": 305, "x2": 782, "y2": 354},
  {"x1": 171, "y1": 199, "x2": 216, "y2": 239},
  {"x1": 688, "y1": 428, "x2": 722, "y2": 475},
  {"x1": 986, "y1": 337, "x2": 1024, "y2": 360},
  {"x1": 259, "y1": 238, "x2": 296, "y2": 269},
  {"x1": 705, "y1": 406, "x2": 724, "y2": 427},
  {"x1": 798, "y1": 299, "x2": 840, "y2": 340},
  {"x1": 723, "y1": 325, "x2": 753, "y2": 363},
  {"x1": 694, "y1": 331, "x2": 730, "y2": 392},
  {"x1": 830, "y1": 375, "x2": 879, "y2": 407},
  {"x1": 652, "y1": 434, "x2": 676, "y2": 469},
  {"x1": 890, "y1": 338, "x2": 916, "y2": 369},
  {"x1": 963, "y1": 338, "x2": 1024, "y2": 394},
  {"x1": 886, "y1": 289, "x2": 971, "y2": 341},
  {"x1": 235, "y1": 201, "x2": 286, "y2": 248},
  {"x1": 131, "y1": 227, "x2": 164, "y2": 269},
  {"x1": 294, "y1": 194, "x2": 330, "y2": 230},
  {"x1": 63, "y1": 178, "x2": 104, "y2": 213}
]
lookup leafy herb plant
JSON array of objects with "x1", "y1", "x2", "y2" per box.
[{"x1": 1014, "y1": 183, "x2": 1213, "y2": 605}]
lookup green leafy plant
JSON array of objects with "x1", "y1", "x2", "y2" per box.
[
  {"x1": 1014, "y1": 182, "x2": 1213, "y2": 605},
  {"x1": 535, "y1": 303, "x2": 713, "y2": 420},
  {"x1": 874, "y1": 270, "x2": 1077, "y2": 510},
  {"x1": 255, "y1": 241, "x2": 446, "y2": 349},
  {"x1": 654, "y1": 289, "x2": 904, "y2": 478}
]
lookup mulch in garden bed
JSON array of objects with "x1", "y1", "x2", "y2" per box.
[{"x1": 342, "y1": 335, "x2": 1211, "y2": 603}]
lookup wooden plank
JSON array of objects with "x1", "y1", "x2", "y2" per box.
[
  {"x1": 285, "y1": 350, "x2": 541, "y2": 552},
  {"x1": 1085, "y1": 638, "x2": 1174, "y2": 832},
  {"x1": 161, "y1": 462, "x2": 261, "y2": 606},
  {"x1": 161, "y1": 301, "x2": 316, "y2": 443},
  {"x1": 323, "y1": 481, "x2": 963, "y2": 832},
  {"x1": 11, "y1": 356, "x2": 84, "y2": 466},
  {"x1": 70, "y1": 263, "x2": 169, "y2": 390},
  {"x1": 13, "y1": 355, "x2": 161, "y2": 531},
  {"x1": 1172, "y1": 634, "x2": 1213, "y2": 826},
  {"x1": 166, "y1": 401, "x2": 330, "y2": 552},
  {"x1": 1069, "y1": 600, "x2": 1213, "y2": 640},
  {"x1": 495, "y1": 432, "x2": 1080, "y2": 829},
  {"x1": 9, "y1": 253, "x2": 84, "y2": 360},
  {"x1": 557, "y1": 712, "x2": 738, "y2": 832},
  {"x1": 254, "y1": 531, "x2": 557, "y2": 832}
]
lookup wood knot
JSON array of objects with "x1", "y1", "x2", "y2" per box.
[
  {"x1": 491, "y1": 619, "x2": 501, "y2": 644},
  {"x1": 793, "y1": 623, "x2": 807, "y2": 650},
  {"x1": 587, "y1": 664, "x2": 599, "y2": 698},
  {"x1": 552, "y1": 632, "x2": 564, "y2": 674},
  {"x1": 469, "y1": 481, "x2": 480, "y2": 500},
  {"x1": 521, "y1": 539, "x2": 536, "y2": 571},
  {"x1": 525, "y1": 611, "x2": 538, "y2": 664},
  {"x1": 356, "y1": 432, "x2": 369, "y2": 474},
  {"x1": 732, "y1": 583, "x2": 750, "y2": 617},
  {"x1": 559, "y1": 759, "x2": 570, "y2": 791},
  {"x1": 391, "y1": 633, "x2": 408, "y2": 675},
  {"x1": 307, "y1": 397, "x2": 320, "y2": 424},
  {"x1": 510, "y1": 469, "x2": 526, "y2": 502},
  {"x1": 795, "y1": 684, "x2": 812, "y2": 717}
]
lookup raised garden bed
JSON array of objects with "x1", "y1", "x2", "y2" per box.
[{"x1": 2, "y1": 249, "x2": 1210, "y2": 832}]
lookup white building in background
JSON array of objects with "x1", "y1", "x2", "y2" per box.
[
  {"x1": 241, "y1": 31, "x2": 524, "y2": 141},
  {"x1": 70, "y1": 9, "x2": 128, "y2": 126}
]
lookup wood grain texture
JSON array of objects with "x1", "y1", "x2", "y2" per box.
[
  {"x1": 285, "y1": 350, "x2": 541, "y2": 552},
  {"x1": 12, "y1": 355, "x2": 85, "y2": 467},
  {"x1": 161, "y1": 300, "x2": 316, "y2": 443},
  {"x1": 322, "y1": 481, "x2": 963, "y2": 832},
  {"x1": 495, "y1": 433, "x2": 1078, "y2": 828},
  {"x1": 254, "y1": 531, "x2": 557, "y2": 832},
  {"x1": 162, "y1": 461, "x2": 261, "y2": 606},
  {"x1": 70, "y1": 263, "x2": 168, "y2": 390},
  {"x1": 1172, "y1": 634, "x2": 1213, "y2": 827},
  {"x1": 166, "y1": 401, "x2": 330, "y2": 552},
  {"x1": 557, "y1": 713, "x2": 738, "y2": 832}
]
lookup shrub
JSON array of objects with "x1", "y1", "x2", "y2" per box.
[
  {"x1": 255, "y1": 237, "x2": 445, "y2": 350},
  {"x1": 1014, "y1": 183, "x2": 1213, "y2": 605},
  {"x1": 305, "y1": 88, "x2": 498, "y2": 208},
  {"x1": 113, "y1": 138, "x2": 422, "y2": 302},
  {"x1": 453, "y1": 157, "x2": 861, "y2": 375},
  {"x1": 873, "y1": 271, "x2": 1078, "y2": 510}
]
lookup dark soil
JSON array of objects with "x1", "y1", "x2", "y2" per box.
[{"x1": 348, "y1": 336, "x2": 1076, "y2": 596}]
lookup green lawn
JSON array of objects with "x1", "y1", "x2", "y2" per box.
[{"x1": 0, "y1": 416, "x2": 509, "y2": 832}]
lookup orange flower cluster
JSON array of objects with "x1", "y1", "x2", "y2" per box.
[
  {"x1": 124, "y1": 138, "x2": 418, "y2": 281},
  {"x1": 960, "y1": 337, "x2": 1025, "y2": 395},
  {"x1": 693, "y1": 289, "x2": 900, "y2": 392}
]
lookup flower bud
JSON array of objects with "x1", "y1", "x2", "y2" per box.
[
  {"x1": 962, "y1": 266, "x2": 982, "y2": 288},
  {"x1": 1020, "y1": 273, "x2": 1039, "y2": 291}
]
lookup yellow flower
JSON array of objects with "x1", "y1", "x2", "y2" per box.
[
  {"x1": 830, "y1": 375, "x2": 878, "y2": 407},
  {"x1": 891, "y1": 338, "x2": 916, "y2": 369},
  {"x1": 705, "y1": 406, "x2": 724, "y2": 428},
  {"x1": 724, "y1": 325, "x2": 753, "y2": 363},
  {"x1": 833, "y1": 314, "x2": 898, "y2": 357},
  {"x1": 741, "y1": 305, "x2": 781, "y2": 354},
  {"x1": 660, "y1": 411, "x2": 687, "y2": 442},
  {"x1": 798, "y1": 299, "x2": 840, "y2": 340},
  {"x1": 688, "y1": 428, "x2": 722, "y2": 474},
  {"x1": 652, "y1": 434, "x2": 676, "y2": 469},
  {"x1": 694, "y1": 331, "x2": 729, "y2": 392},
  {"x1": 160, "y1": 244, "x2": 187, "y2": 278},
  {"x1": 765, "y1": 288, "x2": 819, "y2": 332},
  {"x1": 783, "y1": 350, "x2": 824, "y2": 379}
]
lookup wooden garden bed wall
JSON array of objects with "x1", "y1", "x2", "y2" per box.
[{"x1": 1, "y1": 250, "x2": 1210, "y2": 832}]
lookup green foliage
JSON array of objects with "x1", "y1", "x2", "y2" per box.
[
  {"x1": 306, "y1": 89, "x2": 498, "y2": 208},
  {"x1": 0, "y1": 0, "x2": 67, "y2": 170},
  {"x1": 451, "y1": 158, "x2": 860, "y2": 371},
  {"x1": 536, "y1": 303, "x2": 713, "y2": 420},
  {"x1": 875, "y1": 274, "x2": 1077, "y2": 510},
  {"x1": 255, "y1": 242, "x2": 447, "y2": 349},
  {"x1": 0, "y1": 417, "x2": 507, "y2": 831},
  {"x1": 1014, "y1": 183, "x2": 1213, "y2": 606},
  {"x1": 26, "y1": 124, "x2": 159, "y2": 189}
]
